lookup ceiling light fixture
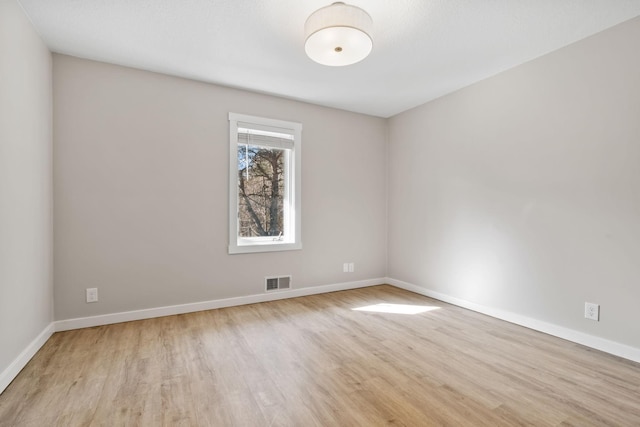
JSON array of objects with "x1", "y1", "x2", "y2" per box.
[{"x1": 304, "y1": 2, "x2": 373, "y2": 67}]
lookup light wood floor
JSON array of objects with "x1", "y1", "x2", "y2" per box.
[{"x1": 1, "y1": 285, "x2": 639, "y2": 426}]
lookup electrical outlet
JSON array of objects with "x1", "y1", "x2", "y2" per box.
[
  {"x1": 343, "y1": 263, "x2": 349, "y2": 273},
  {"x1": 585, "y1": 302, "x2": 599, "y2": 321},
  {"x1": 86, "y1": 288, "x2": 98, "y2": 303},
  {"x1": 348, "y1": 262, "x2": 354, "y2": 273}
]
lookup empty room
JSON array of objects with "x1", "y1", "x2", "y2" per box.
[{"x1": 1, "y1": 0, "x2": 640, "y2": 425}]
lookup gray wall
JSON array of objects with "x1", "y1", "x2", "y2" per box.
[
  {"x1": 53, "y1": 55, "x2": 387, "y2": 320},
  {"x1": 0, "y1": 0, "x2": 53, "y2": 374},
  {"x1": 388, "y1": 17, "x2": 640, "y2": 348}
]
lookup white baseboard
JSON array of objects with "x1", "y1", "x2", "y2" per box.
[
  {"x1": 387, "y1": 277, "x2": 640, "y2": 364},
  {"x1": 0, "y1": 323, "x2": 55, "y2": 394},
  {"x1": 55, "y1": 278, "x2": 385, "y2": 332}
]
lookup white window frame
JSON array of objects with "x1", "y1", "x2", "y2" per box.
[{"x1": 228, "y1": 113, "x2": 302, "y2": 254}]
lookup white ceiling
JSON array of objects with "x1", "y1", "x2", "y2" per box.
[{"x1": 17, "y1": 0, "x2": 640, "y2": 117}]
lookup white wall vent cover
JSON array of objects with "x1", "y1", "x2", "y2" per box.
[{"x1": 265, "y1": 276, "x2": 291, "y2": 292}]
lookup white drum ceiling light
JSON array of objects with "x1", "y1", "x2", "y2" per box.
[{"x1": 304, "y1": 2, "x2": 373, "y2": 67}]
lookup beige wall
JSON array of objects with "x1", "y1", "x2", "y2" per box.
[
  {"x1": 0, "y1": 0, "x2": 53, "y2": 375},
  {"x1": 388, "y1": 17, "x2": 640, "y2": 348},
  {"x1": 53, "y1": 55, "x2": 387, "y2": 320}
]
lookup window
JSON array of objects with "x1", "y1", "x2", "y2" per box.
[{"x1": 228, "y1": 113, "x2": 302, "y2": 254}]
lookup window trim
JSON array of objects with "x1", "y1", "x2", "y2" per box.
[{"x1": 228, "y1": 113, "x2": 302, "y2": 254}]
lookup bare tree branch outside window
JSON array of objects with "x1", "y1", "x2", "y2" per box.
[{"x1": 237, "y1": 145, "x2": 284, "y2": 237}]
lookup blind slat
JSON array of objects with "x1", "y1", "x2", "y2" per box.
[
  {"x1": 237, "y1": 121, "x2": 295, "y2": 136},
  {"x1": 237, "y1": 127, "x2": 294, "y2": 150}
]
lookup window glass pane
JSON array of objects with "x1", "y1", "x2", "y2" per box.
[{"x1": 237, "y1": 144, "x2": 286, "y2": 238}]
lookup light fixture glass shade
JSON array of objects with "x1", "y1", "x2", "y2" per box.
[{"x1": 304, "y1": 2, "x2": 373, "y2": 67}]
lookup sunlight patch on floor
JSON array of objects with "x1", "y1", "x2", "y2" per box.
[{"x1": 352, "y1": 303, "x2": 440, "y2": 315}]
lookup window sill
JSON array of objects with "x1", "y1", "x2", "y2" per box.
[{"x1": 228, "y1": 241, "x2": 302, "y2": 255}]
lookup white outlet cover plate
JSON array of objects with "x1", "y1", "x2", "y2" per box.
[
  {"x1": 585, "y1": 302, "x2": 599, "y2": 321},
  {"x1": 86, "y1": 288, "x2": 98, "y2": 303}
]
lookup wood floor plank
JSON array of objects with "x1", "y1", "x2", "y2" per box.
[{"x1": 1, "y1": 285, "x2": 640, "y2": 426}]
